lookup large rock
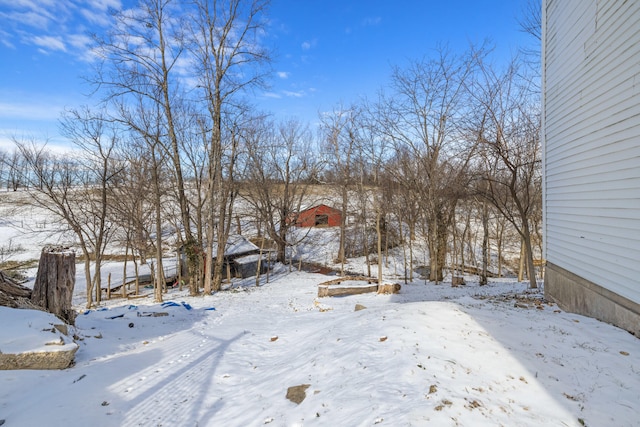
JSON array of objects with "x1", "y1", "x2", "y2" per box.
[
  {"x1": 286, "y1": 384, "x2": 310, "y2": 404},
  {"x1": 0, "y1": 346, "x2": 78, "y2": 370},
  {"x1": 0, "y1": 307, "x2": 78, "y2": 370}
]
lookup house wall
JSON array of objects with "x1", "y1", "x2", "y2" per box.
[{"x1": 543, "y1": 0, "x2": 640, "y2": 334}]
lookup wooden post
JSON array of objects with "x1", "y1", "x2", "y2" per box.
[{"x1": 31, "y1": 246, "x2": 76, "y2": 325}]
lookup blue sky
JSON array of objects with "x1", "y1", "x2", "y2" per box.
[{"x1": 0, "y1": 0, "x2": 532, "y2": 150}]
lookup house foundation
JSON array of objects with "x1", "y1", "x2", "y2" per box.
[{"x1": 545, "y1": 263, "x2": 640, "y2": 337}]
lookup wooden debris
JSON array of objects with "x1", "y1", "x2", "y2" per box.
[
  {"x1": 137, "y1": 311, "x2": 169, "y2": 317},
  {"x1": 0, "y1": 270, "x2": 38, "y2": 309}
]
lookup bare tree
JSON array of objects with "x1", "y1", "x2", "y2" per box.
[
  {"x1": 114, "y1": 91, "x2": 178, "y2": 301},
  {"x1": 350, "y1": 109, "x2": 388, "y2": 278},
  {"x1": 0, "y1": 149, "x2": 7, "y2": 190},
  {"x1": 518, "y1": 0, "x2": 541, "y2": 42},
  {"x1": 373, "y1": 45, "x2": 485, "y2": 281},
  {"x1": 188, "y1": 0, "x2": 271, "y2": 293},
  {"x1": 182, "y1": 115, "x2": 210, "y2": 259},
  {"x1": 320, "y1": 104, "x2": 362, "y2": 273},
  {"x1": 16, "y1": 112, "x2": 123, "y2": 308},
  {"x1": 479, "y1": 196, "x2": 490, "y2": 285},
  {"x1": 518, "y1": 0, "x2": 541, "y2": 91},
  {"x1": 203, "y1": 109, "x2": 246, "y2": 293},
  {"x1": 111, "y1": 149, "x2": 156, "y2": 298},
  {"x1": 59, "y1": 107, "x2": 124, "y2": 306},
  {"x1": 472, "y1": 59, "x2": 541, "y2": 289},
  {"x1": 94, "y1": 0, "x2": 201, "y2": 294},
  {"x1": 383, "y1": 146, "x2": 429, "y2": 282},
  {"x1": 242, "y1": 118, "x2": 319, "y2": 264},
  {"x1": 6, "y1": 149, "x2": 26, "y2": 191}
]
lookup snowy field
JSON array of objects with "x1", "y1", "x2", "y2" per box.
[{"x1": 1, "y1": 195, "x2": 639, "y2": 426}]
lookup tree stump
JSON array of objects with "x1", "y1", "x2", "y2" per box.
[
  {"x1": 377, "y1": 283, "x2": 401, "y2": 294},
  {"x1": 31, "y1": 246, "x2": 76, "y2": 325},
  {"x1": 451, "y1": 276, "x2": 466, "y2": 287}
]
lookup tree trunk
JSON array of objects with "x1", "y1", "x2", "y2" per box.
[
  {"x1": 452, "y1": 224, "x2": 458, "y2": 278},
  {"x1": 276, "y1": 220, "x2": 287, "y2": 264},
  {"x1": 480, "y1": 200, "x2": 489, "y2": 286},
  {"x1": 497, "y1": 220, "x2": 504, "y2": 278},
  {"x1": 518, "y1": 239, "x2": 525, "y2": 282},
  {"x1": 80, "y1": 247, "x2": 93, "y2": 309},
  {"x1": 212, "y1": 190, "x2": 236, "y2": 291},
  {"x1": 149, "y1": 145, "x2": 165, "y2": 302},
  {"x1": 94, "y1": 256, "x2": 102, "y2": 306},
  {"x1": 408, "y1": 231, "x2": 414, "y2": 282},
  {"x1": 122, "y1": 243, "x2": 129, "y2": 298},
  {"x1": 255, "y1": 232, "x2": 266, "y2": 287},
  {"x1": 398, "y1": 216, "x2": 408, "y2": 284},
  {"x1": 204, "y1": 228, "x2": 214, "y2": 295},
  {"x1": 522, "y1": 221, "x2": 538, "y2": 289},
  {"x1": 376, "y1": 211, "x2": 383, "y2": 285},
  {"x1": 428, "y1": 218, "x2": 442, "y2": 282},
  {"x1": 429, "y1": 220, "x2": 447, "y2": 283},
  {"x1": 31, "y1": 246, "x2": 76, "y2": 325},
  {"x1": 338, "y1": 186, "x2": 348, "y2": 273},
  {"x1": 437, "y1": 231, "x2": 447, "y2": 282},
  {"x1": 364, "y1": 216, "x2": 371, "y2": 278}
]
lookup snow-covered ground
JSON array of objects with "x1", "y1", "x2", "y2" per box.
[{"x1": 1, "y1": 194, "x2": 639, "y2": 426}]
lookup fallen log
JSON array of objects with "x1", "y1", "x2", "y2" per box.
[
  {"x1": 0, "y1": 270, "x2": 37, "y2": 309},
  {"x1": 0, "y1": 271, "x2": 31, "y2": 297},
  {"x1": 127, "y1": 293, "x2": 150, "y2": 300}
]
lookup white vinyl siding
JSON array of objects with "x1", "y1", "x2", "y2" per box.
[{"x1": 543, "y1": 0, "x2": 640, "y2": 304}]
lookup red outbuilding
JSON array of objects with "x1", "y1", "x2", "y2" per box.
[{"x1": 296, "y1": 204, "x2": 342, "y2": 227}]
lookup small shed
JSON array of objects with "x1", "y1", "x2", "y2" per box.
[
  {"x1": 233, "y1": 253, "x2": 270, "y2": 279},
  {"x1": 179, "y1": 235, "x2": 270, "y2": 280},
  {"x1": 296, "y1": 204, "x2": 342, "y2": 227}
]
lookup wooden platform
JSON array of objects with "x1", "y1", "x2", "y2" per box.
[{"x1": 317, "y1": 276, "x2": 401, "y2": 297}]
